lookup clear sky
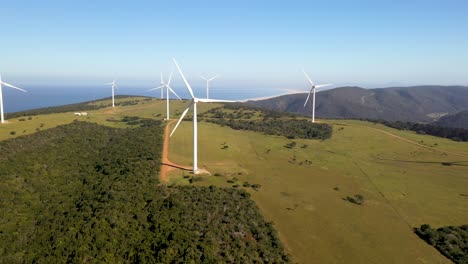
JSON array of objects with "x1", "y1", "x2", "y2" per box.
[{"x1": 1, "y1": 0, "x2": 468, "y2": 90}]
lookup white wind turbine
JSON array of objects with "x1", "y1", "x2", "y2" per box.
[
  {"x1": 201, "y1": 74, "x2": 217, "y2": 99},
  {"x1": 170, "y1": 58, "x2": 234, "y2": 174},
  {"x1": 0, "y1": 75, "x2": 27, "y2": 124},
  {"x1": 302, "y1": 70, "x2": 332, "y2": 123},
  {"x1": 105, "y1": 80, "x2": 117, "y2": 107},
  {"x1": 148, "y1": 72, "x2": 182, "y2": 120}
]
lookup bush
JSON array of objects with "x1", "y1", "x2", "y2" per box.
[
  {"x1": 344, "y1": 194, "x2": 365, "y2": 205},
  {"x1": 251, "y1": 184, "x2": 262, "y2": 191}
]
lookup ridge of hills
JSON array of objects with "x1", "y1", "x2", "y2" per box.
[
  {"x1": 248, "y1": 85, "x2": 468, "y2": 123},
  {"x1": 435, "y1": 110, "x2": 468, "y2": 129}
]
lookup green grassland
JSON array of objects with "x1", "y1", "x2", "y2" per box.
[
  {"x1": 0, "y1": 97, "x2": 220, "y2": 140},
  {"x1": 167, "y1": 111, "x2": 468, "y2": 263},
  {"x1": 2, "y1": 97, "x2": 467, "y2": 263}
]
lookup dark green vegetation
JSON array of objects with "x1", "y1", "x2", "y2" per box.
[
  {"x1": 415, "y1": 224, "x2": 468, "y2": 264},
  {"x1": 435, "y1": 110, "x2": 468, "y2": 129},
  {"x1": 343, "y1": 194, "x2": 365, "y2": 205},
  {"x1": 200, "y1": 104, "x2": 331, "y2": 139},
  {"x1": 208, "y1": 118, "x2": 332, "y2": 140},
  {"x1": 6, "y1": 95, "x2": 151, "y2": 119},
  {"x1": 368, "y1": 119, "x2": 468, "y2": 142},
  {"x1": 0, "y1": 120, "x2": 289, "y2": 263},
  {"x1": 248, "y1": 85, "x2": 468, "y2": 122}
]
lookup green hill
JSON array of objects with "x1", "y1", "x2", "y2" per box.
[{"x1": 0, "y1": 103, "x2": 290, "y2": 263}]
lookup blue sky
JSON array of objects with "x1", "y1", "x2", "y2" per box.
[{"x1": 1, "y1": 0, "x2": 468, "y2": 90}]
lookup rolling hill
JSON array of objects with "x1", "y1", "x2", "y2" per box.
[{"x1": 248, "y1": 85, "x2": 468, "y2": 122}]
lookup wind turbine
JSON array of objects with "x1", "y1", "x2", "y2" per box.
[
  {"x1": 149, "y1": 72, "x2": 182, "y2": 120},
  {"x1": 150, "y1": 73, "x2": 165, "y2": 99},
  {"x1": 0, "y1": 75, "x2": 27, "y2": 124},
  {"x1": 105, "y1": 80, "x2": 117, "y2": 107},
  {"x1": 170, "y1": 58, "x2": 234, "y2": 174},
  {"x1": 201, "y1": 74, "x2": 217, "y2": 99},
  {"x1": 302, "y1": 70, "x2": 331, "y2": 123}
]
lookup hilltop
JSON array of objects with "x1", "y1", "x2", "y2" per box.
[{"x1": 248, "y1": 85, "x2": 468, "y2": 122}]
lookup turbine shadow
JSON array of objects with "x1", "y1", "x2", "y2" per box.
[
  {"x1": 376, "y1": 158, "x2": 468, "y2": 167},
  {"x1": 161, "y1": 162, "x2": 192, "y2": 171}
]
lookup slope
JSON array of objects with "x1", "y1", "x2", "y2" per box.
[{"x1": 249, "y1": 85, "x2": 468, "y2": 122}]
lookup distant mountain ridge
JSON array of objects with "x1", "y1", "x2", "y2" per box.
[
  {"x1": 248, "y1": 85, "x2": 468, "y2": 122},
  {"x1": 434, "y1": 110, "x2": 468, "y2": 129}
]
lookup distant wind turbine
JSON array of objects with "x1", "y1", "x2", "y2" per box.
[
  {"x1": 170, "y1": 59, "x2": 234, "y2": 174},
  {"x1": 302, "y1": 70, "x2": 331, "y2": 123},
  {"x1": 0, "y1": 75, "x2": 27, "y2": 124},
  {"x1": 201, "y1": 74, "x2": 217, "y2": 99},
  {"x1": 105, "y1": 80, "x2": 117, "y2": 107},
  {"x1": 149, "y1": 72, "x2": 182, "y2": 120}
]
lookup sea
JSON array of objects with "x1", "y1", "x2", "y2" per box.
[{"x1": 3, "y1": 85, "x2": 299, "y2": 113}]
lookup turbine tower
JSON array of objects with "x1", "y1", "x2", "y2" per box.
[
  {"x1": 105, "y1": 80, "x2": 117, "y2": 107},
  {"x1": 302, "y1": 70, "x2": 331, "y2": 123},
  {"x1": 0, "y1": 75, "x2": 27, "y2": 124},
  {"x1": 170, "y1": 59, "x2": 234, "y2": 174},
  {"x1": 201, "y1": 74, "x2": 217, "y2": 99},
  {"x1": 149, "y1": 72, "x2": 182, "y2": 120}
]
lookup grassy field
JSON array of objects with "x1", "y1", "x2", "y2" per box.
[
  {"x1": 2, "y1": 98, "x2": 467, "y2": 263},
  {"x1": 167, "y1": 116, "x2": 468, "y2": 263},
  {"x1": 0, "y1": 97, "x2": 220, "y2": 140}
]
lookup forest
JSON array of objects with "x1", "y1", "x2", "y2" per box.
[
  {"x1": 366, "y1": 119, "x2": 468, "y2": 142},
  {"x1": 199, "y1": 104, "x2": 332, "y2": 140},
  {"x1": 414, "y1": 224, "x2": 468, "y2": 264},
  {"x1": 0, "y1": 119, "x2": 290, "y2": 263},
  {"x1": 207, "y1": 118, "x2": 332, "y2": 140}
]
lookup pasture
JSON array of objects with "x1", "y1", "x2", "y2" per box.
[{"x1": 167, "y1": 114, "x2": 468, "y2": 263}]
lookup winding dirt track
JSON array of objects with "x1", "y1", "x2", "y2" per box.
[
  {"x1": 159, "y1": 120, "x2": 211, "y2": 182},
  {"x1": 160, "y1": 120, "x2": 193, "y2": 182}
]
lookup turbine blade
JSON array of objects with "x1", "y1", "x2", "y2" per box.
[
  {"x1": 302, "y1": 69, "x2": 315, "y2": 86},
  {"x1": 2, "y1": 82, "x2": 27, "y2": 92},
  {"x1": 198, "y1": 98, "x2": 235, "y2": 103},
  {"x1": 172, "y1": 58, "x2": 195, "y2": 98},
  {"x1": 167, "y1": 86, "x2": 182, "y2": 100},
  {"x1": 170, "y1": 100, "x2": 194, "y2": 137},
  {"x1": 303, "y1": 91, "x2": 311, "y2": 107},
  {"x1": 148, "y1": 86, "x2": 164, "y2": 91},
  {"x1": 208, "y1": 75, "x2": 218, "y2": 81},
  {"x1": 315, "y1": 84, "x2": 332, "y2": 88},
  {"x1": 167, "y1": 70, "x2": 173, "y2": 86},
  {"x1": 201, "y1": 75, "x2": 208, "y2": 81}
]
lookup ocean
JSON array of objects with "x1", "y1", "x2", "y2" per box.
[{"x1": 3, "y1": 85, "x2": 298, "y2": 113}]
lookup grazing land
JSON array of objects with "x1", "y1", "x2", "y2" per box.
[{"x1": 167, "y1": 105, "x2": 468, "y2": 264}]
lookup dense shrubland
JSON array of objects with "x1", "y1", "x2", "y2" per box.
[
  {"x1": 200, "y1": 105, "x2": 332, "y2": 140},
  {"x1": 208, "y1": 118, "x2": 332, "y2": 140},
  {"x1": 366, "y1": 119, "x2": 468, "y2": 142},
  {"x1": 0, "y1": 119, "x2": 289, "y2": 263},
  {"x1": 414, "y1": 224, "x2": 468, "y2": 264}
]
